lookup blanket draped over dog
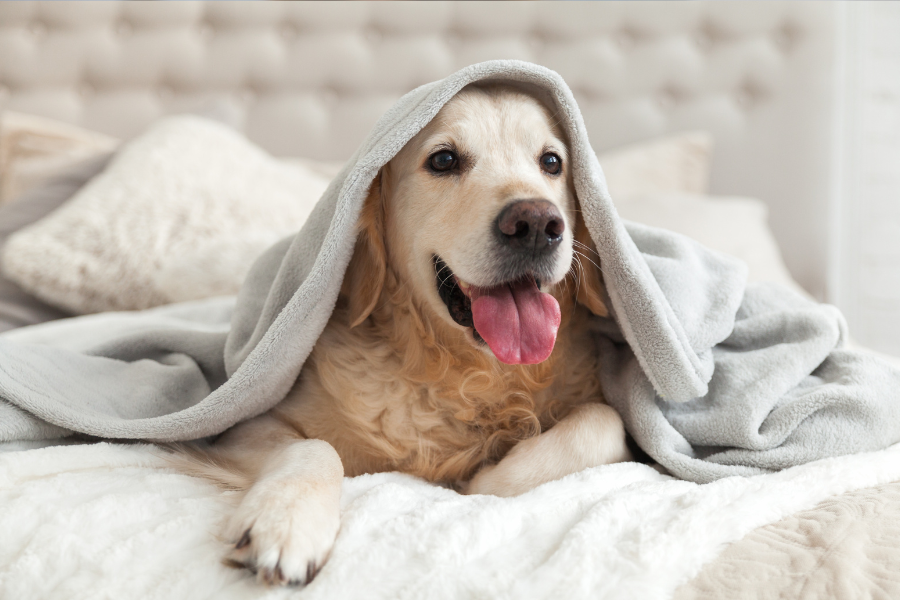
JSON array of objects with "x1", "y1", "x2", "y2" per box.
[{"x1": 2, "y1": 60, "x2": 899, "y2": 484}]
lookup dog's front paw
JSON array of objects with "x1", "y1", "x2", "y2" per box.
[{"x1": 224, "y1": 477, "x2": 341, "y2": 586}]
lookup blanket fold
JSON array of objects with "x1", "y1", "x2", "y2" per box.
[{"x1": 1, "y1": 60, "x2": 899, "y2": 483}]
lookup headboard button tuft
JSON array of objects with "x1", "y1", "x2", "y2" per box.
[
  {"x1": 735, "y1": 87, "x2": 755, "y2": 109},
  {"x1": 239, "y1": 87, "x2": 255, "y2": 104},
  {"x1": 694, "y1": 29, "x2": 713, "y2": 51},
  {"x1": 322, "y1": 88, "x2": 339, "y2": 105},
  {"x1": 365, "y1": 26, "x2": 382, "y2": 44},
  {"x1": 280, "y1": 23, "x2": 298, "y2": 39},
  {"x1": 772, "y1": 23, "x2": 799, "y2": 52},
  {"x1": 29, "y1": 21, "x2": 48, "y2": 40},
  {"x1": 615, "y1": 29, "x2": 635, "y2": 51},
  {"x1": 657, "y1": 87, "x2": 679, "y2": 110}
]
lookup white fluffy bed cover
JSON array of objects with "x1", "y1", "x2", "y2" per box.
[{"x1": 3, "y1": 440, "x2": 900, "y2": 600}]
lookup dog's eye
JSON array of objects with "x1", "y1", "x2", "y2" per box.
[
  {"x1": 429, "y1": 150, "x2": 458, "y2": 172},
  {"x1": 540, "y1": 153, "x2": 562, "y2": 175}
]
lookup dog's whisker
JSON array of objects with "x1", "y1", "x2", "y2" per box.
[
  {"x1": 573, "y1": 249, "x2": 603, "y2": 274},
  {"x1": 438, "y1": 273, "x2": 455, "y2": 289},
  {"x1": 562, "y1": 266, "x2": 580, "y2": 317},
  {"x1": 435, "y1": 264, "x2": 457, "y2": 290},
  {"x1": 572, "y1": 240, "x2": 603, "y2": 268},
  {"x1": 572, "y1": 239, "x2": 601, "y2": 258},
  {"x1": 569, "y1": 255, "x2": 587, "y2": 320},
  {"x1": 572, "y1": 244, "x2": 597, "y2": 260},
  {"x1": 574, "y1": 252, "x2": 603, "y2": 274},
  {"x1": 573, "y1": 248, "x2": 601, "y2": 271},
  {"x1": 569, "y1": 256, "x2": 582, "y2": 290}
]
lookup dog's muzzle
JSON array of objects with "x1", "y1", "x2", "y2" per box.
[{"x1": 431, "y1": 199, "x2": 568, "y2": 365}]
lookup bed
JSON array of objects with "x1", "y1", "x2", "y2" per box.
[{"x1": 2, "y1": 2, "x2": 899, "y2": 599}]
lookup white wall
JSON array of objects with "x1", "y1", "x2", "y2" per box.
[{"x1": 834, "y1": 2, "x2": 900, "y2": 356}]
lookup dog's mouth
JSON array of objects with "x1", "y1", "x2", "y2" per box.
[{"x1": 433, "y1": 256, "x2": 561, "y2": 365}]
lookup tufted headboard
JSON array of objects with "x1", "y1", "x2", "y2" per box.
[{"x1": 0, "y1": 1, "x2": 838, "y2": 299}]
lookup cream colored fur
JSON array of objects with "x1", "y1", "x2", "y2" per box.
[
  {"x1": 187, "y1": 85, "x2": 632, "y2": 586},
  {"x1": 464, "y1": 403, "x2": 632, "y2": 497}
]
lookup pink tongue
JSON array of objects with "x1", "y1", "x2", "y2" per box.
[{"x1": 469, "y1": 278, "x2": 561, "y2": 365}]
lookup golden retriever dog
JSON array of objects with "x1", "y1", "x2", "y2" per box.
[{"x1": 186, "y1": 83, "x2": 633, "y2": 586}]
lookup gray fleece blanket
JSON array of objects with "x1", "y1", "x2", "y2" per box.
[{"x1": 2, "y1": 60, "x2": 899, "y2": 484}]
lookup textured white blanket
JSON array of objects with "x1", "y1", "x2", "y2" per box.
[{"x1": 3, "y1": 442, "x2": 900, "y2": 600}]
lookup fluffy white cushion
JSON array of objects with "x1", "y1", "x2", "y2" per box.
[
  {"x1": 1, "y1": 118, "x2": 723, "y2": 313},
  {"x1": 2, "y1": 116, "x2": 329, "y2": 312}
]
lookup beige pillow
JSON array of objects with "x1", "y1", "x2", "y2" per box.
[
  {"x1": 2, "y1": 116, "x2": 714, "y2": 314},
  {"x1": 0, "y1": 112, "x2": 118, "y2": 205},
  {"x1": 3, "y1": 116, "x2": 331, "y2": 313},
  {"x1": 599, "y1": 131, "x2": 711, "y2": 197},
  {"x1": 614, "y1": 192, "x2": 809, "y2": 297}
]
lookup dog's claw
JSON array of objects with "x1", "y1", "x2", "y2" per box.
[
  {"x1": 221, "y1": 557, "x2": 247, "y2": 571},
  {"x1": 230, "y1": 534, "x2": 320, "y2": 587},
  {"x1": 260, "y1": 563, "x2": 286, "y2": 586},
  {"x1": 235, "y1": 529, "x2": 252, "y2": 549}
]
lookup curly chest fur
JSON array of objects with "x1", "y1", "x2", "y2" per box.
[{"x1": 273, "y1": 297, "x2": 603, "y2": 484}]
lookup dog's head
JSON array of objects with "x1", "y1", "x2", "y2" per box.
[{"x1": 343, "y1": 84, "x2": 606, "y2": 365}]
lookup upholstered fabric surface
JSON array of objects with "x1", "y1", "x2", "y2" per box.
[{"x1": 0, "y1": 1, "x2": 838, "y2": 298}]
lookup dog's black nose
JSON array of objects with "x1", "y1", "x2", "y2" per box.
[{"x1": 495, "y1": 200, "x2": 565, "y2": 254}]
